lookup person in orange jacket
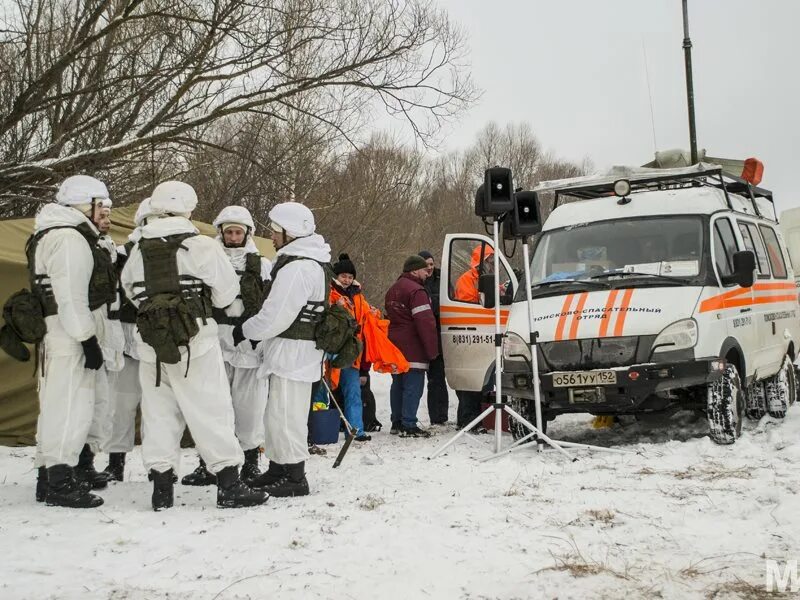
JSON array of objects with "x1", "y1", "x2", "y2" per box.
[
  {"x1": 454, "y1": 244, "x2": 495, "y2": 303},
  {"x1": 313, "y1": 254, "x2": 373, "y2": 441}
]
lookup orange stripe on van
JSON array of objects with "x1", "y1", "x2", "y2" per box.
[
  {"x1": 613, "y1": 289, "x2": 634, "y2": 337},
  {"x1": 598, "y1": 290, "x2": 619, "y2": 338},
  {"x1": 554, "y1": 294, "x2": 575, "y2": 341},
  {"x1": 568, "y1": 293, "x2": 588, "y2": 340},
  {"x1": 699, "y1": 282, "x2": 799, "y2": 313}
]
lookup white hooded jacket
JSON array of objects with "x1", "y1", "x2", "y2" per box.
[
  {"x1": 120, "y1": 216, "x2": 241, "y2": 363},
  {"x1": 216, "y1": 236, "x2": 272, "y2": 368},
  {"x1": 32, "y1": 203, "x2": 107, "y2": 357},
  {"x1": 242, "y1": 233, "x2": 331, "y2": 382}
]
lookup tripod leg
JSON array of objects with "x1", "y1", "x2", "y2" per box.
[
  {"x1": 428, "y1": 404, "x2": 496, "y2": 460},
  {"x1": 503, "y1": 406, "x2": 576, "y2": 461}
]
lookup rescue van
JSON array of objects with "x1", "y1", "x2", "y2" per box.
[{"x1": 440, "y1": 163, "x2": 800, "y2": 444}]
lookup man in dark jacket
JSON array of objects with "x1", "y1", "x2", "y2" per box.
[
  {"x1": 385, "y1": 255, "x2": 439, "y2": 437},
  {"x1": 418, "y1": 250, "x2": 449, "y2": 424}
]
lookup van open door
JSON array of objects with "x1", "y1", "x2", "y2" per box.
[{"x1": 439, "y1": 233, "x2": 519, "y2": 392}]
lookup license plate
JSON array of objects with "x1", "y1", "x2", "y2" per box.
[{"x1": 552, "y1": 370, "x2": 617, "y2": 387}]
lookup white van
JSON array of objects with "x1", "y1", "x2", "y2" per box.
[
  {"x1": 779, "y1": 207, "x2": 800, "y2": 290},
  {"x1": 440, "y1": 163, "x2": 800, "y2": 444}
]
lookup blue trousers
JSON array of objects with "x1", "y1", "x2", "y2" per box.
[
  {"x1": 390, "y1": 369, "x2": 426, "y2": 428},
  {"x1": 313, "y1": 367, "x2": 365, "y2": 436}
]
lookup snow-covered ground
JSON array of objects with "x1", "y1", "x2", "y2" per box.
[{"x1": 2, "y1": 373, "x2": 799, "y2": 599}]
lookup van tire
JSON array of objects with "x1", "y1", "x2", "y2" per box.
[
  {"x1": 508, "y1": 397, "x2": 546, "y2": 442},
  {"x1": 763, "y1": 355, "x2": 796, "y2": 419},
  {"x1": 744, "y1": 380, "x2": 766, "y2": 421},
  {"x1": 706, "y1": 363, "x2": 744, "y2": 445}
]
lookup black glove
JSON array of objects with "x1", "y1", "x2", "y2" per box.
[
  {"x1": 232, "y1": 324, "x2": 245, "y2": 347},
  {"x1": 81, "y1": 336, "x2": 104, "y2": 370}
]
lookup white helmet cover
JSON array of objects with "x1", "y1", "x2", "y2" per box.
[
  {"x1": 150, "y1": 181, "x2": 198, "y2": 214},
  {"x1": 213, "y1": 205, "x2": 255, "y2": 231},
  {"x1": 268, "y1": 202, "x2": 315, "y2": 238},
  {"x1": 55, "y1": 175, "x2": 109, "y2": 206}
]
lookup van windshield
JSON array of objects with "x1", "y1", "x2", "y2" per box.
[{"x1": 526, "y1": 216, "x2": 705, "y2": 296}]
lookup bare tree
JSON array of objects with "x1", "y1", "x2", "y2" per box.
[{"x1": 0, "y1": 0, "x2": 475, "y2": 213}]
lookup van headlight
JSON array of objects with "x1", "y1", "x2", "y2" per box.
[
  {"x1": 652, "y1": 319, "x2": 698, "y2": 353},
  {"x1": 503, "y1": 332, "x2": 531, "y2": 363}
]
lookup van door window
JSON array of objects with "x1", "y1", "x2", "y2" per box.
[
  {"x1": 448, "y1": 239, "x2": 509, "y2": 304},
  {"x1": 759, "y1": 225, "x2": 788, "y2": 279},
  {"x1": 713, "y1": 218, "x2": 738, "y2": 280},
  {"x1": 737, "y1": 221, "x2": 771, "y2": 277}
]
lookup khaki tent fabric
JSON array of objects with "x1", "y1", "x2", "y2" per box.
[{"x1": 0, "y1": 203, "x2": 275, "y2": 446}]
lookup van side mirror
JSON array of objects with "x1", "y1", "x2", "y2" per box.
[
  {"x1": 724, "y1": 250, "x2": 756, "y2": 288},
  {"x1": 478, "y1": 273, "x2": 495, "y2": 308}
]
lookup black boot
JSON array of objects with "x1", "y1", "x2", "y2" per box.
[
  {"x1": 216, "y1": 466, "x2": 269, "y2": 508},
  {"x1": 151, "y1": 469, "x2": 175, "y2": 512},
  {"x1": 240, "y1": 448, "x2": 262, "y2": 485},
  {"x1": 103, "y1": 453, "x2": 126, "y2": 482},
  {"x1": 36, "y1": 466, "x2": 47, "y2": 503},
  {"x1": 45, "y1": 464, "x2": 103, "y2": 508},
  {"x1": 181, "y1": 457, "x2": 216, "y2": 486},
  {"x1": 264, "y1": 462, "x2": 309, "y2": 498},
  {"x1": 74, "y1": 444, "x2": 109, "y2": 490},
  {"x1": 251, "y1": 461, "x2": 286, "y2": 488}
]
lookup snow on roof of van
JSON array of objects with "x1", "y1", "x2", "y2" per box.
[{"x1": 533, "y1": 162, "x2": 721, "y2": 194}]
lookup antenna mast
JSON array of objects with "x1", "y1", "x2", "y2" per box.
[{"x1": 682, "y1": 0, "x2": 699, "y2": 164}]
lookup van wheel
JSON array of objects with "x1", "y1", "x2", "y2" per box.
[
  {"x1": 745, "y1": 380, "x2": 766, "y2": 420},
  {"x1": 706, "y1": 363, "x2": 744, "y2": 445},
  {"x1": 508, "y1": 397, "x2": 547, "y2": 442},
  {"x1": 763, "y1": 355, "x2": 796, "y2": 419}
]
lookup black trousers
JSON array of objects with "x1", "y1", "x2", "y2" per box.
[
  {"x1": 455, "y1": 390, "x2": 484, "y2": 428},
  {"x1": 426, "y1": 354, "x2": 449, "y2": 423}
]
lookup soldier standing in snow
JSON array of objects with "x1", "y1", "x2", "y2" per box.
[
  {"x1": 237, "y1": 201, "x2": 331, "y2": 497},
  {"x1": 121, "y1": 181, "x2": 267, "y2": 510},
  {"x1": 181, "y1": 205, "x2": 271, "y2": 487},
  {"x1": 31, "y1": 175, "x2": 118, "y2": 508},
  {"x1": 102, "y1": 199, "x2": 155, "y2": 481}
]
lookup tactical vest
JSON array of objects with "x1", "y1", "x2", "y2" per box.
[
  {"x1": 25, "y1": 223, "x2": 117, "y2": 317},
  {"x1": 131, "y1": 233, "x2": 212, "y2": 321},
  {"x1": 213, "y1": 251, "x2": 266, "y2": 326},
  {"x1": 265, "y1": 255, "x2": 329, "y2": 341},
  {"x1": 112, "y1": 240, "x2": 138, "y2": 324}
]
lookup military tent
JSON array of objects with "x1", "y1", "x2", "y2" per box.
[{"x1": 0, "y1": 203, "x2": 275, "y2": 445}]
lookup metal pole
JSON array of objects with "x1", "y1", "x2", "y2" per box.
[
  {"x1": 522, "y1": 239, "x2": 544, "y2": 451},
  {"x1": 682, "y1": 0, "x2": 698, "y2": 164},
  {"x1": 492, "y1": 218, "x2": 504, "y2": 454}
]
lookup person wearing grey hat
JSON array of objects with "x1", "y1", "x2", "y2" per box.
[
  {"x1": 418, "y1": 251, "x2": 449, "y2": 425},
  {"x1": 384, "y1": 256, "x2": 439, "y2": 437}
]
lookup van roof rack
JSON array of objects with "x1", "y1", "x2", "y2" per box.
[{"x1": 537, "y1": 162, "x2": 774, "y2": 219}]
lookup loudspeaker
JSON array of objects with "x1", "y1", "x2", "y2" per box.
[
  {"x1": 504, "y1": 190, "x2": 542, "y2": 239},
  {"x1": 475, "y1": 167, "x2": 514, "y2": 217}
]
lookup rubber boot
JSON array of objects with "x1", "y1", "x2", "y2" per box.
[
  {"x1": 251, "y1": 461, "x2": 286, "y2": 488},
  {"x1": 216, "y1": 466, "x2": 268, "y2": 509},
  {"x1": 181, "y1": 457, "x2": 216, "y2": 486},
  {"x1": 264, "y1": 462, "x2": 309, "y2": 498},
  {"x1": 36, "y1": 466, "x2": 47, "y2": 503},
  {"x1": 45, "y1": 464, "x2": 103, "y2": 508},
  {"x1": 103, "y1": 452, "x2": 126, "y2": 482},
  {"x1": 240, "y1": 448, "x2": 262, "y2": 486},
  {"x1": 74, "y1": 444, "x2": 109, "y2": 490},
  {"x1": 151, "y1": 469, "x2": 175, "y2": 512}
]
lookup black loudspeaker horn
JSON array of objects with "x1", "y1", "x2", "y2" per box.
[
  {"x1": 475, "y1": 167, "x2": 514, "y2": 217},
  {"x1": 504, "y1": 190, "x2": 542, "y2": 239}
]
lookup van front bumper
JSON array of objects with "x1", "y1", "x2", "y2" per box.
[{"x1": 501, "y1": 358, "x2": 726, "y2": 413}]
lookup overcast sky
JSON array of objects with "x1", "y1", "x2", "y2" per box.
[{"x1": 432, "y1": 0, "x2": 800, "y2": 213}]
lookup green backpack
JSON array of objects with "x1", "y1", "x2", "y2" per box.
[
  {"x1": 268, "y1": 255, "x2": 362, "y2": 368},
  {"x1": 0, "y1": 223, "x2": 116, "y2": 363},
  {"x1": 132, "y1": 233, "x2": 211, "y2": 379}
]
